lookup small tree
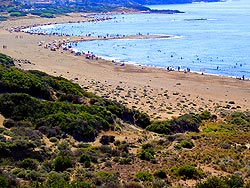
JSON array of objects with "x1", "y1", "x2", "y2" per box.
[
  {"x1": 53, "y1": 155, "x2": 72, "y2": 172},
  {"x1": 175, "y1": 165, "x2": 204, "y2": 180},
  {"x1": 0, "y1": 175, "x2": 9, "y2": 188},
  {"x1": 154, "y1": 169, "x2": 167, "y2": 179},
  {"x1": 80, "y1": 154, "x2": 91, "y2": 168},
  {"x1": 21, "y1": 158, "x2": 38, "y2": 170},
  {"x1": 40, "y1": 13, "x2": 54, "y2": 18},
  {"x1": 136, "y1": 171, "x2": 153, "y2": 182}
]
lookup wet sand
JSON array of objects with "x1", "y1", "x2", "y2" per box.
[{"x1": 0, "y1": 14, "x2": 249, "y2": 120}]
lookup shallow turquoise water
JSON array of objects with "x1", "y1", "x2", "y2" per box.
[{"x1": 25, "y1": 0, "x2": 250, "y2": 78}]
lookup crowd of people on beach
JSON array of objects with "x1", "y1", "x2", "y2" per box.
[
  {"x1": 41, "y1": 38, "x2": 101, "y2": 61},
  {"x1": 3, "y1": 16, "x2": 248, "y2": 81}
]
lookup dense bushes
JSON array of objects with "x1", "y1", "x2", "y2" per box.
[
  {"x1": 0, "y1": 175, "x2": 9, "y2": 188},
  {"x1": 154, "y1": 169, "x2": 167, "y2": 179},
  {"x1": 175, "y1": 139, "x2": 194, "y2": 149},
  {"x1": 21, "y1": 158, "x2": 39, "y2": 170},
  {"x1": 173, "y1": 165, "x2": 204, "y2": 180},
  {"x1": 80, "y1": 154, "x2": 91, "y2": 168},
  {"x1": 100, "y1": 135, "x2": 115, "y2": 145},
  {"x1": 10, "y1": 11, "x2": 27, "y2": 17},
  {"x1": 136, "y1": 171, "x2": 153, "y2": 182},
  {"x1": 146, "y1": 120, "x2": 171, "y2": 134},
  {"x1": 0, "y1": 137, "x2": 44, "y2": 160},
  {"x1": 0, "y1": 53, "x2": 14, "y2": 66},
  {"x1": 0, "y1": 53, "x2": 151, "y2": 140},
  {"x1": 0, "y1": 92, "x2": 140, "y2": 141},
  {"x1": 0, "y1": 58, "x2": 150, "y2": 141},
  {"x1": 228, "y1": 111, "x2": 250, "y2": 125},
  {"x1": 145, "y1": 113, "x2": 202, "y2": 135},
  {"x1": 40, "y1": 13, "x2": 54, "y2": 18},
  {"x1": 53, "y1": 155, "x2": 72, "y2": 172},
  {"x1": 138, "y1": 144, "x2": 155, "y2": 161}
]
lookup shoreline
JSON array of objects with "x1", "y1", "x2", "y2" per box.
[
  {"x1": 19, "y1": 15, "x2": 249, "y2": 80},
  {"x1": 0, "y1": 13, "x2": 249, "y2": 119}
]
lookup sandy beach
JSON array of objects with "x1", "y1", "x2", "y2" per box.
[{"x1": 0, "y1": 13, "x2": 249, "y2": 120}]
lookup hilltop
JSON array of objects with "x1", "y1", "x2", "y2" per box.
[{"x1": 0, "y1": 0, "x2": 221, "y2": 15}]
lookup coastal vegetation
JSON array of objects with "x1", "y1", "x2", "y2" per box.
[
  {"x1": 0, "y1": 52, "x2": 250, "y2": 187},
  {"x1": 0, "y1": 0, "x2": 221, "y2": 21}
]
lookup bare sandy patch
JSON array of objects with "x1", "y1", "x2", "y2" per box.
[{"x1": 0, "y1": 114, "x2": 4, "y2": 128}]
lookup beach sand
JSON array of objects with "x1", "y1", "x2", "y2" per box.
[
  {"x1": 0, "y1": 114, "x2": 4, "y2": 128},
  {"x1": 0, "y1": 14, "x2": 249, "y2": 120}
]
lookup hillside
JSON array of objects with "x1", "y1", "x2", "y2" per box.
[
  {"x1": 86, "y1": 0, "x2": 221, "y2": 7},
  {"x1": 0, "y1": 52, "x2": 250, "y2": 187},
  {"x1": 0, "y1": 0, "x2": 221, "y2": 13}
]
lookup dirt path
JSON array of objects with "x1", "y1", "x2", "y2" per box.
[{"x1": 0, "y1": 114, "x2": 4, "y2": 128}]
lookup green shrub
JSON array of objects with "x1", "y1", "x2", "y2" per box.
[
  {"x1": 146, "y1": 120, "x2": 171, "y2": 134},
  {"x1": 134, "y1": 112, "x2": 151, "y2": 128},
  {"x1": 138, "y1": 148, "x2": 155, "y2": 161},
  {"x1": 53, "y1": 155, "x2": 72, "y2": 172},
  {"x1": 170, "y1": 113, "x2": 201, "y2": 133},
  {"x1": 154, "y1": 169, "x2": 167, "y2": 179},
  {"x1": 96, "y1": 171, "x2": 114, "y2": 178},
  {"x1": 21, "y1": 158, "x2": 38, "y2": 170},
  {"x1": 80, "y1": 154, "x2": 91, "y2": 168},
  {"x1": 0, "y1": 138, "x2": 40, "y2": 160},
  {"x1": 199, "y1": 111, "x2": 211, "y2": 120},
  {"x1": 228, "y1": 112, "x2": 250, "y2": 125},
  {"x1": 17, "y1": 170, "x2": 30, "y2": 179},
  {"x1": 223, "y1": 175, "x2": 244, "y2": 188},
  {"x1": 10, "y1": 11, "x2": 26, "y2": 17},
  {"x1": 49, "y1": 137, "x2": 58, "y2": 143},
  {"x1": 119, "y1": 157, "x2": 132, "y2": 165},
  {"x1": 26, "y1": 170, "x2": 41, "y2": 181},
  {"x1": 0, "y1": 53, "x2": 13, "y2": 65},
  {"x1": 176, "y1": 139, "x2": 194, "y2": 149},
  {"x1": 229, "y1": 117, "x2": 247, "y2": 125},
  {"x1": 174, "y1": 165, "x2": 204, "y2": 180},
  {"x1": 146, "y1": 113, "x2": 202, "y2": 135},
  {"x1": 135, "y1": 171, "x2": 153, "y2": 182},
  {"x1": 40, "y1": 13, "x2": 54, "y2": 18},
  {"x1": 100, "y1": 135, "x2": 115, "y2": 145},
  {"x1": 0, "y1": 175, "x2": 9, "y2": 188}
]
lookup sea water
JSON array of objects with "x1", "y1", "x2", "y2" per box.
[{"x1": 24, "y1": 0, "x2": 250, "y2": 78}]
